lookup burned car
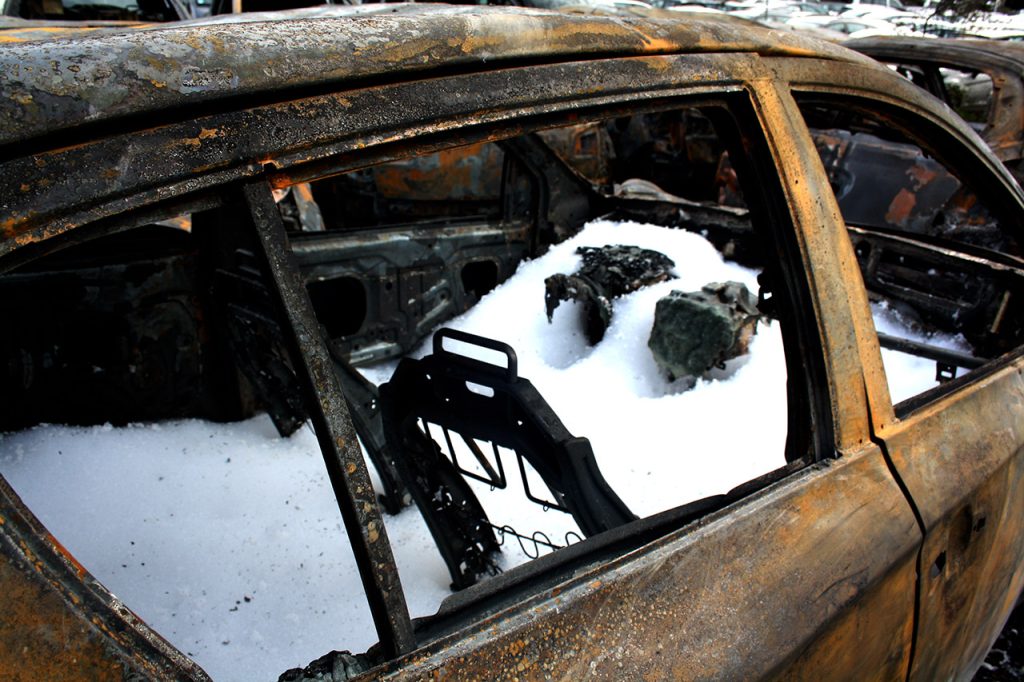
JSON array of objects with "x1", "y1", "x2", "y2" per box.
[
  {"x1": 3, "y1": 5, "x2": 1024, "y2": 680},
  {"x1": 847, "y1": 36, "x2": 1024, "y2": 183}
]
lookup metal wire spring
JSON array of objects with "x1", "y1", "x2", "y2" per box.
[{"x1": 490, "y1": 524, "x2": 583, "y2": 560}]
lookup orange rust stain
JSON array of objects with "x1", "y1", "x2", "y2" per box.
[
  {"x1": 907, "y1": 163, "x2": 937, "y2": 189},
  {"x1": 638, "y1": 55, "x2": 673, "y2": 72},
  {"x1": 951, "y1": 190, "x2": 978, "y2": 212},
  {"x1": 183, "y1": 34, "x2": 207, "y2": 53},
  {"x1": 2, "y1": 217, "x2": 22, "y2": 239},
  {"x1": 142, "y1": 54, "x2": 163, "y2": 71},
  {"x1": 452, "y1": 21, "x2": 640, "y2": 56},
  {"x1": 373, "y1": 142, "x2": 499, "y2": 200},
  {"x1": 1, "y1": 552, "x2": 132, "y2": 680},
  {"x1": 356, "y1": 37, "x2": 438, "y2": 64},
  {"x1": 506, "y1": 638, "x2": 527, "y2": 656},
  {"x1": 885, "y1": 188, "x2": 917, "y2": 225},
  {"x1": 0, "y1": 25, "x2": 132, "y2": 43},
  {"x1": 638, "y1": 36, "x2": 679, "y2": 52},
  {"x1": 46, "y1": 533, "x2": 89, "y2": 579},
  {"x1": 182, "y1": 127, "x2": 221, "y2": 149}
]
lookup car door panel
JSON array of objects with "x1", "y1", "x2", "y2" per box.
[
  {"x1": 877, "y1": 367, "x2": 1024, "y2": 680},
  {"x1": 780, "y1": 58, "x2": 1024, "y2": 680},
  {"x1": 371, "y1": 449, "x2": 919, "y2": 681}
]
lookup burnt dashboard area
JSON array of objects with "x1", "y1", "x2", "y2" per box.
[{"x1": 799, "y1": 99, "x2": 1024, "y2": 373}]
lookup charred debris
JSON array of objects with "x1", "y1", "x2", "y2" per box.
[
  {"x1": 544, "y1": 245, "x2": 676, "y2": 344},
  {"x1": 649, "y1": 281, "x2": 762, "y2": 383}
]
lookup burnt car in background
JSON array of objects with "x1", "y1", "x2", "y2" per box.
[
  {"x1": 3, "y1": 5, "x2": 1024, "y2": 680},
  {"x1": 847, "y1": 36, "x2": 1024, "y2": 184}
]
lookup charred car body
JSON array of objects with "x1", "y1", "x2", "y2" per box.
[{"x1": 3, "y1": 5, "x2": 1024, "y2": 680}]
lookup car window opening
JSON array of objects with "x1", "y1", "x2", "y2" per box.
[
  {"x1": 796, "y1": 96, "x2": 1024, "y2": 406},
  {"x1": 270, "y1": 103, "x2": 827, "y2": 634}
]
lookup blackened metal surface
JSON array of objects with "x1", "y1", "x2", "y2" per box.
[
  {"x1": 609, "y1": 181, "x2": 760, "y2": 264},
  {"x1": 279, "y1": 649, "x2": 372, "y2": 682},
  {"x1": 544, "y1": 273, "x2": 614, "y2": 344},
  {"x1": 330, "y1": 350, "x2": 411, "y2": 516},
  {"x1": 293, "y1": 219, "x2": 534, "y2": 365},
  {"x1": 876, "y1": 333, "x2": 985, "y2": 373},
  {"x1": 847, "y1": 225, "x2": 1024, "y2": 358},
  {"x1": 571, "y1": 244, "x2": 676, "y2": 297},
  {"x1": 544, "y1": 244, "x2": 675, "y2": 344},
  {"x1": 0, "y1": 225, "x2": 248, "y2": 431},
  {"x1": 214, "y1": 247, "x2": 309, "y2": 437},
  {"x1": 0, "y1": 5, "x2": 869, "y2": 147},
  {"x1": 240, "y1": 180, "x2": 414, "y2": 657}
]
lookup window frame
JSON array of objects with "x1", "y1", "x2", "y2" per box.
[
  {"x1": 788, "y1": 85, "x2": 1024, "y2": 417},
  {"x1": 239, "y1": 87, "x2": 835, "y2": 655}
]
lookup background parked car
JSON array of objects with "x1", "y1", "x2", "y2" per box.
[{"x1": 848, "y1": 35, "x2": 1024, "y2": 182}]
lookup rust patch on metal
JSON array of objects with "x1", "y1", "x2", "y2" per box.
[{"x1": 885, "y1": 188, "x2": 918, "y2": 225}]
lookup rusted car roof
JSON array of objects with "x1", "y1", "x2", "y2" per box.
[{"x1": 0, "y1": 4, "x2": 869, "y2": 148}]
